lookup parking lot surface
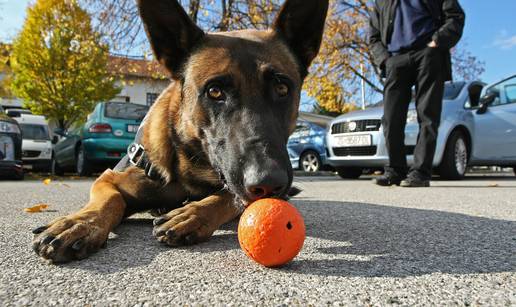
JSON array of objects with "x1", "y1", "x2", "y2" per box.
[{"x1": 0, "y1": 175, "x2": 515, "y2": 306}]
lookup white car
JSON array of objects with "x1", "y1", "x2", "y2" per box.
[
  {"x1": 13, "y1": 114, "x2": 54, "y2": 172},
  {"x1": 327, "y1": 77, "x2": 516, "y2": 179}
]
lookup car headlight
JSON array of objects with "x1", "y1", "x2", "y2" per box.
[
  {"x1": 0, "y1": 122, "x2": 21, "y2": 134},
  {"x1": 406, "y1": 110, "x2": 418, "y2": 124}
]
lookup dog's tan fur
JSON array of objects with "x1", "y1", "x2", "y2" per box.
[{"x1": 32, "y1": 0, "x2": 328, "y2": 263}]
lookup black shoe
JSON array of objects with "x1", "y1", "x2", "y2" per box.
[
  {"x1": 400, "y1": 173, "x2": 430, "y2": 187},
  {"x1": 373, "y1": 173, "x2": 406, "y2": 186}
]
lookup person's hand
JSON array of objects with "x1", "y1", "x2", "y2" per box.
[{"x1": 427, "y1": 41, "x2": 438, "y2": 48}]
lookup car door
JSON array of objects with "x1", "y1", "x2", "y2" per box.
[
  {"x1": 288, "y1": 122, "x2": 310, "y2": 156},
  {"x1": 56, "y1": 127, "x2": 81, "y2": 167},
  {"x1": 472, "y1": 76, "x2": 516, "y2": 162}
]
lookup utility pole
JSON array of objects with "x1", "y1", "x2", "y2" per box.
[{"x1": 360, "y1": 63, "x2": 366, "y2": 110}]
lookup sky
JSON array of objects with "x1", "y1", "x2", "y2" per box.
[{"x1": 1, "y1": 0, "x2": 515, "y2": 85}]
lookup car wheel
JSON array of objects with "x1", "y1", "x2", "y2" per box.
[
  {"x1": 76, "y1": 145, "x2": 92, "y2": 177},
  {"x1": 439, "y1": 130, "x2": 468, "y2": 180},
  {"x1": 14, "y1": 170, "x2": 24, "y2": 181},
  {"x1": 51, "y1": 155, "x2": 64, "y2": 176},
  {"x1": 300, "y1": 151, "x2": 322, "y2": 173},
  {"x1": 336, "y1": 167, "x2": 363, "y2": 179}
]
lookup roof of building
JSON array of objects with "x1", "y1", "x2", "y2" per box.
[{"x1": 108, "y1": 55, "x2": 170, "y2": 80}]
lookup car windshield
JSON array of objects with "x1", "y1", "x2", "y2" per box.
[
  {"x1": 104, "y1": 102, "x2": 149, "y2": 120},
  {"x1": 20, "y1": 124, "x2": 50, "y2": 141},
  {"x1": 370, "y1": 82, "x2": 466, "y2": 108}
]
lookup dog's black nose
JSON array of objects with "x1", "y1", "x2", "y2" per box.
[{"x1": 244, "y1": 168, "x2": 289, "y2": 201}]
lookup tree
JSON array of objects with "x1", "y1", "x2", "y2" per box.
[
  {"x1": 0, "y1": 43, "x2": 13, "y2": 98},
  {"x1": 304, "y1": 0, "x2": 486, "y2": 114},
  {"x1": 84, "y1": 0, "x2": 485, "y2": 115},
  {"x1": 11, "y1": 0, "x2": 119, "y2": 129}
]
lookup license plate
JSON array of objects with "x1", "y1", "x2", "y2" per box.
[
  {"x1": 335, "y1": 135, "x2": 371, "y2": 147},
  {"x1": 127, "y1": 125, "x2": 139, "y2": 133}
]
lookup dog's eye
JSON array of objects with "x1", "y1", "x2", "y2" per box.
[
  {"x1": 207, "y1": 86, "x2": 225, "y2": 101},
  {"x1": 275, "y1": 82, "x2": 289, "y2": 97}
]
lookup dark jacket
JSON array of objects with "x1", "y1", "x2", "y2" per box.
[{"x1": 369, "y1": 0, "x2": 465, "y2": 81}]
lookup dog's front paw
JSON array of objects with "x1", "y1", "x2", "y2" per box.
[
  {"x1": 152, "y1": 203, "x2": 216, "y2": 247},
  {"x1": 32, "y1": 213, "x2": 109, "y2": 263}
]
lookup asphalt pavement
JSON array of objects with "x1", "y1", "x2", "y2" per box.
[{"x1": 0, "y1": 174, "x2": 515, "y2": 306}]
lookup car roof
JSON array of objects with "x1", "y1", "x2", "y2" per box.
[{"x1": 13, "y1": 114, "x2": 48, "y2": 125}]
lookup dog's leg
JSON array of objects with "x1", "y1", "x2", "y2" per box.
[
  {"x1": 152, "y1": 191, "x2": 242, "y2": 246},
  {"x1": 32, "y1": 170, "x2": 136, "y2": 263}
]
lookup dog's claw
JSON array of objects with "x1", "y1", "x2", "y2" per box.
[
  {"x1": 153, "y1": 228, "x2": 166, "y2": 237},
  {"x1": 31, "y1": 213, "x2": 110, "y2": 263},
  {"x1": 152, "y1": 204, "x2": 219, "y2": 247},
  {"x1": 50, "y1": 238, "x2": 62, "y2": 248},
  {"x1": 153, "y1": 217, "x2": 168, "y2": 226},
  {"x1": 41, "y1": 236, "x2": 55, "y2": 245},
  {"x1": 165, "y1": 229, "x2": 175, "y2": 238},
  {"x1": 71, "y1": 240, "x2": 84, "y2": 251},
  {"x1": 32, "y1": 226, "x2": 48, "y2": 234}
]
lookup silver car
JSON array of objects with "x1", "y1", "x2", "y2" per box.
[{"x1": 326, "y1": 75, "x2": 516, "y2": 179}]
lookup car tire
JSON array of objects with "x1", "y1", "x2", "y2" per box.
[
  {"x1": 439, "y1": 130, "x2": 468, "y2": 180},
  {"x1": 76, "y1": 144, "x2": 92, "y2": 177},
  {"x1": 336, "y1": 167, "x2": 363, "y2": 179},
  {"x1": 14, "y1": 171, "x2": 24, "y2": 181},
  {"x1": 300, "y1": 150, "x2": 322, "y2": 173},
  {"x1": 51, "y1": 155, "x2": 64, "y2": 176}
]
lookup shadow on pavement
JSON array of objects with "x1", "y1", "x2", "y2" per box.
[
  {"x1": 65, "y1": 200, "x2": 515, "y2": 278},
  {"x1": 64, "y1": 218, "x2": 240, "y2": 274},
  {"x1": 285, "y1": 201, "x2": 516, "y2": 277}
]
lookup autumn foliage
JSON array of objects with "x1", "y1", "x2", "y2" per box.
[
  {"x1": 82, "y1": 0, "x2": 485, "y2": 115},
  {"x1": 10, "y1": 0, "x2": 120, "y2": 129}
]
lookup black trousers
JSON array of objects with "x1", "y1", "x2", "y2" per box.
[{"x1": 382, "y1": 47, "x2": 445, "y2": 179}]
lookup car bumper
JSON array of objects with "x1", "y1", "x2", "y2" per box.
[
  {"x1": 326, "y1": 130, "x2": 415, "y2": 168},
  {"x1": 290, "y1": 158, "x2": 299, "y2": 169},
  {"x1": 22, "y1": 159, "x2": 52, "y2": 171},
  {"x1": 83, "y1": 138, "x2": 132, "y2": 162},
  {"x1": 0, "y1": 160, "x2": 24, "y2": 178}
]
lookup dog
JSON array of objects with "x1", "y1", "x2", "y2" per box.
[{"x1": 31, "y1": 0, "x2": 329, "y2": 263}]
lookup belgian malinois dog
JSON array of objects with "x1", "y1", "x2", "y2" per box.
[{"x1": 32, "y1": 0, "x2": 329, "y2": 263}]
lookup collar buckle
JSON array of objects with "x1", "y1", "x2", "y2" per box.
[{"x1": 128, "y1": 143, "x2": 145, "y2": 166}]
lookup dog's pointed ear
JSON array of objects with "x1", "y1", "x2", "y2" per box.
[
  {"x1": 137, "y1": 0, "x2": 205, "y2": 79},
  {"x1": 273, "y1": 0, "x2": 329, "y2": 77}
]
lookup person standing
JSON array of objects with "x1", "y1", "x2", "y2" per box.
[{"x1": 369, "y1": 0, "x2": 465, "y2": 187}]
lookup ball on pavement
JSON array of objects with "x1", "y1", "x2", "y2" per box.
[{"x1": 238, "y1": 198, "x2": 305, "y2": 267}]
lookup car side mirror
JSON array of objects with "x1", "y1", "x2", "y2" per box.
[
  {"x1": 476, "y1": 92, "x2": 497, "y2": 115},
  {"x1": 51, "y1": 136, "x2": 59, "y2": 144}
]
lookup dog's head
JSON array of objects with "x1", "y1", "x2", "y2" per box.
[{"x1": 138, "y1": 0, "x2": 328, "y2": 204}]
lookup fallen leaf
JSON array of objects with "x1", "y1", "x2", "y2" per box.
[
  {"x1": 488, "y1": 183, "x2": 499, "y2": 187},
  {"x1": 24, "y1": 204, "x2": 50, "y2": 213},
  {"x1": 42, "y1": 178, "x2": 52, "y2": 185},
  {"x1": 59, "y1": 183, "x2": 71, "y2": 188}
]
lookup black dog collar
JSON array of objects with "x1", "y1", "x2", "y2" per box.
[{"x1": 127, "y1": 143, "x2": 161, "y2": 181}]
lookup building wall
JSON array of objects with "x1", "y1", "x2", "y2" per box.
[
  {"x1": 0, "y1": 97, "x2": 23, "y2": 108},
  {"x1": 111, "y1": 77, "x2": 170, "y2": 106}
]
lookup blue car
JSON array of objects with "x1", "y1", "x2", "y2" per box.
[{"x1": 288, "y1": 121, "x2": 328, "y2": 172}]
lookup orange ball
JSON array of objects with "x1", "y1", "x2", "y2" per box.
[{"x1": 238, "y1": 198, "x2": 305, "y2": 267}]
